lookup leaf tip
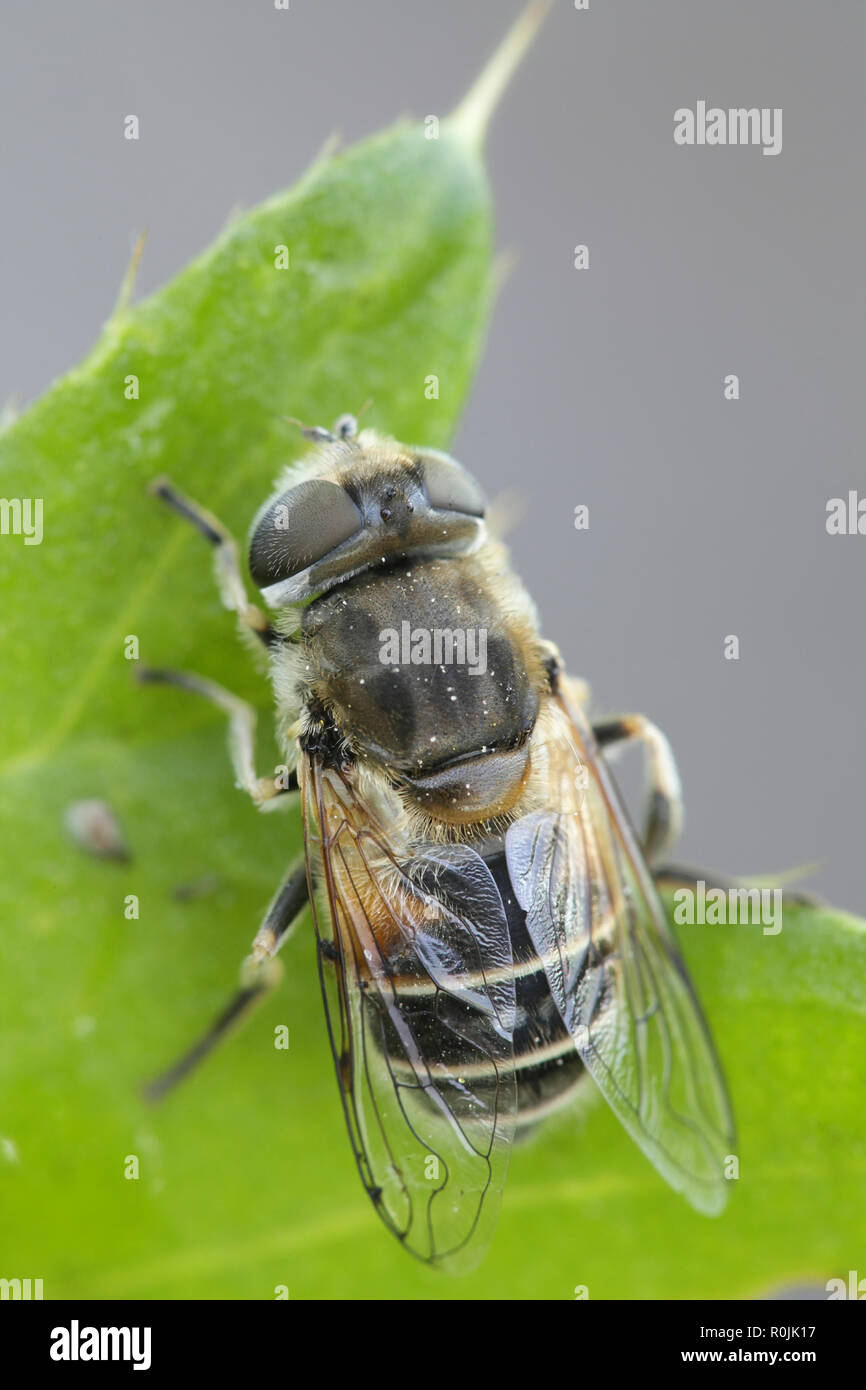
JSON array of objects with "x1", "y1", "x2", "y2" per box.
[{"x1": 448, "y1": 0, "x2": 551, "y2": 151}]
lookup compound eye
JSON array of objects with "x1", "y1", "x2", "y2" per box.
[
  {"x1": 421, "y1": 456, "x2": 485, "y2": 517},
  {"x1": 248, "y1": 479, "x2": 363, "y2": 588}
]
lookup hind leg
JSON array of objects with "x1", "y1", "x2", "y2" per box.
[{"x1": 144, "y1": 862, "x2": 309, "y2": 1102}]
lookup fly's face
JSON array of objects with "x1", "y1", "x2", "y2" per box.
[{"x1": 247, "y1": 417, "x2": 486, "y2": 607}]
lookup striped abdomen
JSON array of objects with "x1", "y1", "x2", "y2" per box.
[
  {"x1": 484, "y1": 848, "x2": 586, "y2": 1133},
  {"x1": 373, "y1": 844, "x2": 586, "y2": 1135}
]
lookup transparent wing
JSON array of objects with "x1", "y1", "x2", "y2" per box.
[
  {"x1": 505, "y1": 683, "x2": 735, "y2": 1214},
  {"x1": 301, "y1": 757, "x2": 516, "y2": 1270}
]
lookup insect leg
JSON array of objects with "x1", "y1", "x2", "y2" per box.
[
  {"x1": 592, "y1": 713, "x2": 683, "y2": 866},
  {"x1": 247, "y1": 861, "x2": 309, "y2": 963},
  {"x1": 143, "y1": 863, "x2": 309, "y2": 1102},
  {"x1": 149, "y1": 476, "x2": 277, "y2": 647},
  {"x1": 654, "y1": 863, "x2": 819, "y2": 908},
  {"x1": 654, "y1": 865, "x2": 732, "y2": 891},
  {"x1": 137, "y1": 666, "x2": 296, "y2": 807}
]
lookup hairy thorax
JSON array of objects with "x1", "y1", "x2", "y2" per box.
[{"x1": 295, "y1": 551, "x2": 549, "y2": 828}]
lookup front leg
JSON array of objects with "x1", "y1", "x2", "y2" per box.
[{"x1": 149, "y1": 476, "x2": 277, "y2": 647}]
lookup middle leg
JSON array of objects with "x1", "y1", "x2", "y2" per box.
[
  {"x1": 593, "y1": 713, "x2": 683, "y2": 867},
  {"x1": 137, "y1": 666, "x2": 296, "y2": 807}
]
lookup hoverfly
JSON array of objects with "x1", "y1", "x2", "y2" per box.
[{"x1": 142, "y1": 414, "x2": 734, "y2": 1271}]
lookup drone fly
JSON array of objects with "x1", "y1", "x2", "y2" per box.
[{"x1": 141, "y1": 413, "x2": 734, "y2": 1271}]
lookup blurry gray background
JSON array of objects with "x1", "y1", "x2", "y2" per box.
[{"x1": 2, "y1": 0, "x2": 863, "y2": 909}]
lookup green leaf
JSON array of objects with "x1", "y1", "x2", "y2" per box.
[{"x1": 1, "y1": 4, "x2": 864, "y2": 1300}]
